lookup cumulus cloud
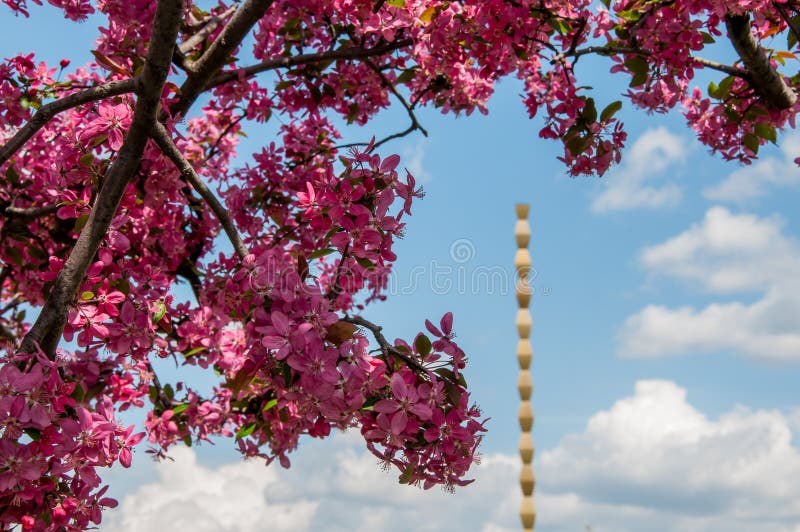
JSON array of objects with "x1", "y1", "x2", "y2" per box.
[
  {"x1": 704, "y1": 134, "x2": 800, "y2": 203},
  {"x1": 620, "y1": 207, "x2": 800, "y2": 360},
  {"x1": 538, "y1": 380, "x2": 800, "y2": 531},
  {"x1": 402, "y1": 137, "x2": 433, "y2": 183},
  {"x1": 104, "y1": 382, "x2": 800, "y2": 532},
  {"x1": 591, "y1": 127, "x2": 687, "y2": 213},
  {"x1": 102, "y1": 431, "x2": 520, "y2": 532}
]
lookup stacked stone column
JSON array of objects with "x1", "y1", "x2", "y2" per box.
[{"x1": 514, "y1": 204, "x2": 535, "y2": 531}]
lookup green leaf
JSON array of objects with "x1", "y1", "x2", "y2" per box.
[
  {"x1": 74, "y1": 214, "x2": 90, "y2": 232},
  {"x1": 26, "y1": 244, "x2": 48, "y2": 262},
  {"x1": 629, "y1": 70, "x2": 648, "y2": 87},
  {"x1": 163, "y1": 383, "x2": 175, "y2": 400},
  {"x1": 789, "y1": 17, "x2": 800, "y2": 49},
  {"x1": 722, "y1": 106, "x2": 740, "y2": 122},
  {"x1": 386, "y1": 0, "x2": 405, "y2": 6},
  {"x1": 617, "y1": 10, "x2": 642, "y2": 22},
  {"x1": 754, "y1": 123, "x2": 777, "y2": 143},
  {"x1": 70, "y1": 384, "x2": 85, "y2": 402},
  {"x1": 624, "y1": 56, "x2": 648, "y2": 87},
  {"x1": 414, "y1": 334, "x2": 432, "y2": 356},
  {"x1": 443, "y1": 378, "x2": 462, "y2": 405},
  {"x1": 116, "y1": 278, "x2": 131, "y2": 295},
  {"x1": 262, "y1": 398, "x2": 278, "y2": 412},
  {"x1": 399, "y1": 463, "x2": 414, "y2": 484},
  {"x1": 434, "y1": 367, "x2": 456, "y2": 383},
  {"x1": 79, "y1": 153, "x2": 94, "y2": 167},
  {"x1": 184, "y1": 347, "x2": 207, "y2": 357},
  {"x1": 396, "y1": 68, "x2": 417, "y2": 84},
  {"x1": 80, "y1": 291, "x2": 94, "y2": 300},
  {"x1": 236, "y1": 422, "x2": 257, "y2": 440},
  {"x1": 550, "y1": 17, "x2": 570, "y2": 35},
  {"x1": 420, "y1": 6, "x2": 437, "y2": 23},
  {"x1": 24, "y1": 428, "x2": 41, "y2": 441},
  {"x1": 5, "y1": 165, "x2": 20, "y2": 186},
  {"x1": 355, "y1": 256, "x2": 375, "y2": 270},
  {"x1": 582, "y1": 98, "x2": 597, "y2": 124},
  {"x1": 742, "y1": 133, "x2": 760, "y2": 154},
  {"x1": 6, "y1": 247, "x2": 22, "y2": 266},
  {"x1": 701, "y1": 31, "x2": 715, "y2": 44},
  {"x1": 565, "y1": 134, "x2": 590, "y2": 156},
  {"x1": 172, "y1": 403, "x2": 189, "y2": 415},
  {"x1": 599, "y1": 100, "x2": 622, "y2": 122},
  {"x1": 152, "y1": 301, "x2": 167, "y2": 324},
  {"x1": 308, "y1": 248, "x2": 335, "y2": 260}
]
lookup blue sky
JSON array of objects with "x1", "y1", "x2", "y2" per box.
[{"x1": 6, "y1": 5, "x2": 800, "y2": 531}]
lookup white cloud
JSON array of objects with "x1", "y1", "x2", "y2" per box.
[
  {"x1": 591, "y1": 127, "x2": 687, "y2": 213},
  {"x1": 704, "y1": 134, "x2": 800, "y2": 203},
  {"x1": 620, "y1": 207, "x2": 800, "y2": 360},
  {"x1": 103, "y1": 381, "x2": 800, "y2": 532},
  {"x1": 538, "y1": 380, "x2": 800, "y2": 531},
  {"x1": 101, "y1": 431, "x2": 520, "y2": 532},
  {"x1": 402, "y1": 137, "x2": 433, "y2": 183}
]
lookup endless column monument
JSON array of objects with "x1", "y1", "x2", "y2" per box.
[{"x1": 515, "y1": 204, "x2": 535, "y2": 531}]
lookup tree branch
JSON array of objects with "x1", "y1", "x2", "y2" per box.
[
  {"x1": 343, "y1": 315, "x2": 427, "y2": 373},
  {"x1": 178, "y1": 5, "x2": 238, "y2": 55},
  {"x1": 172, "y1": 0, "x2": 275, "y2": 117},
  {"x1": 552, "y1": 44, "x2": 750, "y2": 79},
  {"x1": 207, "y1": 39, "x2": 413, "y2": 89},
  {"x1": 775, "y1": 3, "x2": 800, "y2": 52},
  {"x1": 692, "y1": 56, "x2": 750, "y2": 78},
  {"x1": 2, "y1": 203, "x2": 60, "y2": 220},
  {"x1": 150, "y1": 122, "x2": 248, "y2": 261},
  {"x1": 17, "y1": 0, "x2": 184, "y2": 358},
  {"x1": 0, "y1": 79, "x2": 137, "y2": 167},
  {"x1": 364, "y1": 57, "x2": 428, "y2": 138},
  {"x1": 726, "y1": 13, "x2": 797, "y2": 109}
]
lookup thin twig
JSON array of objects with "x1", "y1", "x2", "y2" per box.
[
  {"x1": 0, "y1": 296, "x2": 21, "y2": 316},
  {"x1": 207, "y1": 39, "x2": 413, "y2": 89},
  {"x1": 178, "y1": 5, "x2": 238, "y2": 55},
  {"x1": 172, "y1": 0, "x2": 275, "y2": 117},
  {"x1": 364, "y1": 58, "x2": 428, "y2": 138},
  {"x1": 775, "y1": 2, "x2": 800, "y2": 48},
  {"x1": 202, "y1": 114, "x2": 245, "y2": 164},
  {"x1": 551, "y1": 43, "x2": 750, "y2": 79},
  {"x1": 326, "y1": 242, "x2": 349, "y2": 299},
  {"x1": 343, "y1": 315, "x2": 427, "y2": 373},
  {"x1": 151, "y1": 122, "x2": 248, "y2": 261},
  {"x1": 0, "y1": 78, "x2": 137, "y2": 167},
  {"x1": 692, "y1": 56, "x2": 751, "y2": 78},
  {"x1": 147, "y1": 362, "x2": 176, "y2": 411}
]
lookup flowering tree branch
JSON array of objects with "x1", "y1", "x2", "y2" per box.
[
  {"x1": 208, "y1": 38, "x2": 413, "y2": 88},
  {"x1": 173, "y1": 0, "x2": 274, "y2": 116},
  {"x1": 0, "y1": 78, "x2": 137, "y2": 167},
  {"x1": 343, "y1": 315, "x2": 428, "y2": 374},
  {"x1": 178, "y1": 5, "x2": 238, "y2": 55},
  {"x1": 553, "y1": 44, "x2": 750, "y2": 79},
  {"x1": 17, "y1": 0, "x2": 184, "y2": 358},
  {"x1": 725, "y1": 13, "x2": 797, "y2": 109},
  {"x1": 150, "y1": 122, "x2": 248, "y2": 261}
]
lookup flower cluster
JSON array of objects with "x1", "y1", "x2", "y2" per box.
[{"x1": 0, "y1": 350, "x2": 143, "y2": 530}]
